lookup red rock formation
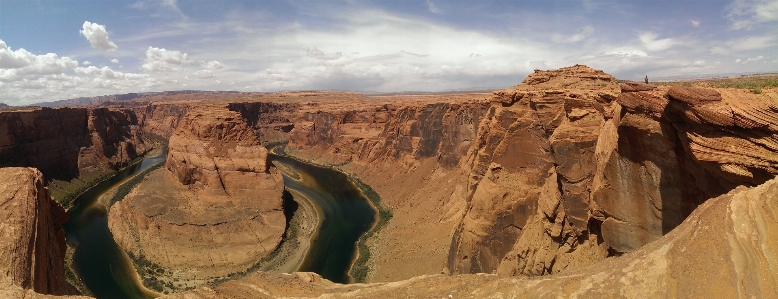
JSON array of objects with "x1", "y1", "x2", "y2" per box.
[
  {"x1": 160, "y1": 175, "x2": 778, "y2": 298},
  {"x1": 447, "y1": 65, "x2": 619, "y2": 275},
  {"x1": 289, "y1": 99, "x2": 488, "y2": 168},
  {"x1": 0, "y1": 168, "x2": 79, "y2": 295},
  {"x1": 109, "y1": 106, "x2": 286, "y2": 288},
  {"x1": 0, "y1": 107, "x2": 152, "y2": 182}
]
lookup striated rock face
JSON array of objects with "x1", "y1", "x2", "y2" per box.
[
  {"x1": 289, "y1": 99, "x2": 488, "y2": 168},
  {"x1": 160, "y1": 176, "x2": 778, "y2": 298},
  {"x1": 0, "y1": 107, "x2": 151, "y2": 181},
  {"x1": 0, "y1": 168, "x2": 79, "y2": 295},
  {"x1": 448, "y1": 65, "x2": 620, "y2": 275},
  {"x1": 285, "y1": 96, "x2": 487, "y2": 281},
  {"x1": 108, "y1": 106, "x2": 286, "y2": 287},
  {"x1": 449, "y1": 66, "x2": 778, "y2": 278},
  {"x1": 135, "y1": 102, "x2": 194, "y2": 138}
]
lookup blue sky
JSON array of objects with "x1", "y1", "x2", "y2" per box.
[{"x1": 0, "y1": 0, "x2": 776, "y2": 105}]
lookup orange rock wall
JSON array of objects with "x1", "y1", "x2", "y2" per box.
[
  {"x1": 0, "y1": 107, "x2": 152, "y2": 181},
  {"x1": 0, "y1": 168, "x2": 79, "y2": 295}
]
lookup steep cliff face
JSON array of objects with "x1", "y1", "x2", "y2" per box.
[
  {"x1": 135, "y1": 102, "x2": 194, "y2": 138},
  {"x1": 289, "y1": 99, "x2": 488, "y2": 168},
  {"x1": 160, "y1": 176, "x2": 778, "y2": 298},
  {"x1": 448, "y1": 65, "x2": 620, "y2": 275},
  {"x1": 108, "y1": 106, "x2": 286, "y2": 290},
  {"x1": 0, "y1": 107, "x2": 151, "y2": 182},
  {"x1": 226, "y1": 102, "x2": 298, "y2": 144},
  {"x1": 448, "y1": 66, "x2": 778, "y2": 278},
  {"x1": 0, "y1": 168, "x2": 79, "y2": 295}
]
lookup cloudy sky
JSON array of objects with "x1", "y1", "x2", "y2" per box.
[{"x1": 0, "y1": 0, "x2": 776, "y2": 105}]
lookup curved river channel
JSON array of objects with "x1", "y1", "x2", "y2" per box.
[{"x1": 64, "y1": 150, "x2": 376, "y2": 298}]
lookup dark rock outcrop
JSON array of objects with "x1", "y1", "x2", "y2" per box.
[{"x1": 0, "y1": 107, "x2": 151, "y2": 182}]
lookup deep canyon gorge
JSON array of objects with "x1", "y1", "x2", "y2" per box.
[{"x1": 1, "y1": 65, "x2": 778, "y2": 298}]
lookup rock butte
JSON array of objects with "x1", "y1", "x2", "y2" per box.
[
  {"x1": 0, "y1": 65, "x2": 775, "y2": 298},
  {"x1": 108, "y1": 106, "x2": 286, "y2": 287}
]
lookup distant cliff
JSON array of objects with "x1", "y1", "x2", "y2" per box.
[
  {"x1": 34, "y1": 90, "x2": 245, "y2": 108},
  {"x1": 0, "y1": 107, "x2": 154, "y2": 204}
]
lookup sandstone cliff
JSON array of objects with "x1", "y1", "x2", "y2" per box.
[
  {"x1": 0, "y1": 168, "x2": 80, "y2": 296},
  {"x1": 160, "y1": 176, "x2": 778, "y2": 298},
  {"x1": 285, "y1": 95, "x2": 488, "y2": 281},
  {"x1": 108, "y1": 106, "x2": 286, "y2": 291},
  {"x1": 448, "y1": 66, "x2": 778, "y2": 278},
  {"x1": 0, "y1": 107, "x2": 153, "y2": 203}
]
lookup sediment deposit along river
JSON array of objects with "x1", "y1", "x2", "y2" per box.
[
  {"x1": 64, "y1": 150, "x2": 166, "y2": 299},
  {"x1": 64, "y1": 150, "x2": 376, "y2": 298},
  {"x1": 270, "y1": 154, "x2": 377, "y2": 284}
]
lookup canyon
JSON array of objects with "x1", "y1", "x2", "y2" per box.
[{"x1": 0, "y1": 65, "x2": 777, "y2": 298}]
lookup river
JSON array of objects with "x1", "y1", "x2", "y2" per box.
[
  {"x1": 64, "y1": 151, "x2": 166, "y2": 299},
  {"x1": 64, "y1": 150, "x2": 376, "y2": 298},
  {"x1": 270, "y1": 154, "x2": 376, "y2": 284}
]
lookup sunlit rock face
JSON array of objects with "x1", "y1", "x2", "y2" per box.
[
  {"x1": 109, "y1": 106, "x2": 285, "y2": 287},
  {"x1": 0, "y1": 167, "x2": 80, "y2": 296},
  {"x1": 448, "y1": 65, "x2": 778, "y2": 277}
]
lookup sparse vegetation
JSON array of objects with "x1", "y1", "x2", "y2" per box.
[
  {"x1": 64, "y1": 247, "x2": 91, "y2": 296},
  {"x1": 106, "y1": 163, "x2": 163, "y2": 209},
  {"x1": 270, "y1": 144, "x2": 393, "y2": 283},
  {"x1": 349, "y1": 176, "x2": 393, "y2": 283},
  {"x1": 651, "y1": 74, "x2": 778, "y2": 90}
]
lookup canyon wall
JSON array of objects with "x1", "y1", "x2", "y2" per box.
[
  {"x1": 0, "y1": 168, "x2": 80, "y2": 296},
  {"x1": 162, "y1": 176, "x2": 778, "y2": 298},
  {"x1": 108, "y1": 106, "x2": 286, "y2": 290},
  {"x1": 285, "y1": 96, "x2": 489, "y2": 281},
  {"x1": 0, "y1": 107, "x2": 152, "y2": 182},
  {"x1": 447, "y1": 65, "x2": 778, "y2": 278}
]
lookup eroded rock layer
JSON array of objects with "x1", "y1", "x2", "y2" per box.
[
  {"x1": 0, "y1": 168, "x2": 79, "y2": 296},
  {"x1": 448, "y1": 65, "x2": 778, "y2": 278},
  {"x1": 0, "y1": 107, "x2": 152, "y2": 181},
  {"x1": 161, "y1": 176, "x2": 778, "y2": 298},
  {"x1": 108, "y1": 106, "x2": 285, "y2": 288}
]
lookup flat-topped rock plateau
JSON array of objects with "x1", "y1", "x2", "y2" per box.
[{"x1": 1, "y1": 65, "x2": 778, "y2": 298}]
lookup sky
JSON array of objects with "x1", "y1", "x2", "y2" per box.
[{"x1": 0, "y1": 0, "x2": 776, "y2": 105}]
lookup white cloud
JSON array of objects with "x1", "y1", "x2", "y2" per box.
[
  {"x1": 130, "y1": 0, "x2": 187, "y2": 19},
  {"x1": 426, "y1": 0, "x2": 442, "y2": 14},
  {"x1": 74, "y1": 66, "x2": 148, "y2": 80},
  {"x1": 639, "y1": 32, "x2": 680, "y2": 51},
  {"x1": 111, "y1": 58, "x2": 119, "y2": 64},
  {"x1": 200, "y1": 60, "x2": 223, "y2": 70},
  {"x1": 730, "y1": 35, "x2": 776, "y2": 51},
  {"x1": 691, "y1": 20, "x2": 700, "y2": 27},
  {"x1": 304, "y1": 46, "x2": 343, "y2": 60},
  {"x1": 711, "y1": 34, "x2": 776, "y2": 54},
  {"x1": 193, "y1": 69, "x2": 215, "y2": 79},
  {"x1": 80, "y1": 21, "x2": 118, "y2": 51},
  {"x1": 552, "y1": 26, "x2": 594, "y2": 43},
  {"x1": 83, "y1": 61, "x2": 92, "y2": 65},
  {"x1": 602, "y1": 49, "x2": 648, "y2": 57},
  {"x1": 728, "y1": 0, "x2": 778, "y2": 30},
  {"x1": 141, "y1": 46, "x2": 190, "y2": 72},
  {"x1": 0, "y1": 39, "x2": 78, "y2": 82},
  {"x1": 743, "y1": 55, "x2": 764, "y2": 63}
]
